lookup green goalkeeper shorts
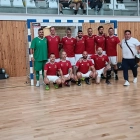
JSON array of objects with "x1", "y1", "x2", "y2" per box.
[{"x1": 34, "y1": 60, "x2": 47, "y2": 71}]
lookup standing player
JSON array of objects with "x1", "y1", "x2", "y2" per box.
[
  {"x1": 75, "y1": 51, "x2": 97, "y2": 86},
  {"x1": 83, "y1": 28, "x2": 96, "y2": 56},
  {"x1": 44, "y1": 53, "x2": 62, "y2": 90},
  {"x1": 45, "y1": 27, "x2": 60, "y2": 62},
  {"x1": 75, "y1": 30, "x2": 85, "y2": 62},
  {"x1": 58, "y1": 51, "x2": 74, "y2": 86},
  {"x1": 90, "y1": 47, "x2": 111, "y2": 84},
  {"x1": 30, "y1": 28, "x2": 48, "y2": 87},
  {"x1": 106, "y1": 27, "x2": 120, "y2": 80},
  {"x1": 95, "y1": 26, "x2": 106, "y2": 54},
  {"x1": 61, "y1": 28, "x2": 76, "y2": 66}
]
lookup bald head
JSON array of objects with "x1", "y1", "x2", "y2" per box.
[
  {"x1": 61, "y1": 51, "x2": 67, "y2": 60},
  {"x1": 82, "y1": 51, "x2": 88, "y2": 59}
]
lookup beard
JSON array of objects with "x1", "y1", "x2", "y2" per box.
[
  {"x1": 78, "y1": 36, "x2": 82, "y2": 38},
  {"x1": 83, "y1": 56, "x2": 87, "y2": 59}
]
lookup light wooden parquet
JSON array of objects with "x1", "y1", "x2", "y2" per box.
[{"x1": 0, "y1": 71, "x2": 140, "y2": 140}]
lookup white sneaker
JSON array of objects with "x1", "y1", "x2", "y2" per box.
[
  {"x1": 124, "y1": 80, "x2": 130, "y2": 86},
  {"x1": 133, "y1": 78, "x2": 137, "y2": 83},
  {"x1": 36, "y1": 81, "x2": 40, "y2": 87}
]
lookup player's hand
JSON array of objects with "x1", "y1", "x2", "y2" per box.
[{"x1": 31, "y1": 57, "x2": 34, "y2": 61}]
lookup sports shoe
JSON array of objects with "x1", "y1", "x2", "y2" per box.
[
  {"x1": 36, "y1": 81, "x2": 40, "y2": 87},
  {"x1": 65, "y1": 81, "x2": 70, "y2": 87},
  {"x1": 54, "y1": 83, "x2": 59, "y2": 89},
  {"x1": 133, "y1": 78, "x2": 137, "y2": 83},
  {"x1": 45, "y1": 85, "x2": 50, "y2": 90},
  {"x1": 115, "y1": 75, "x2": 118, "y2": 80},
  {"x1": 59, "y1": 84, "x2": 62, "y2": 88},
  {"x1": 124, "y1": 80, "x2": 130, "y2": 86},
  {"x1": 77, "y1": 80, "x2": 81, "y2": 86},
  {"x1": 85, "y1": 78, "x2": 90, "y2": 85},
  {"x1": 106, "y1": 80, "x2": 111, "y2": 85},
  {"x1": 81, "y1": 77, "x2": 85, "y2": 81}
]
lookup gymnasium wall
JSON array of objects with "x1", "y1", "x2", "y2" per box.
[
  {"x1": 0, "y1": 21, "x2": 27, "y2": 77},
  {"x1": 0, "y1": 21, "x2": 140, "y2": 77}
]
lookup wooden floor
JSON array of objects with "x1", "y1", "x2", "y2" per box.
[{"x1": 0, "y1": 71, "x2": 140, "y2": 140}]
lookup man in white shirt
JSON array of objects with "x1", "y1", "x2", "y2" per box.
[{"x1": 121, "y1": 30, "x2": 140, "y2": 86}]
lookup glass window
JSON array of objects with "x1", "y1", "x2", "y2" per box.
[
  {"x1": 88, "y1": 0, "x2": 113, "y2": 16},
  {"x1": 0, "y1": 0, "x2": 26, "y2": 14},
  {"x1": 113, "y1": 0, "x2": 138, "y2": 16},
  {"x1": 27, "y1": 0, "x2": 58, "y2": 14}
]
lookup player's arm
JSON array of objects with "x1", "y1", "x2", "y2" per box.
[
  {"x1": 74, "y1": 62, "x2": 79, "y2": 76},
  {"x1": 30, "y1": 38, "x2": 35, "y2": 61},
  {"x1": 59, "y1": 38, "x2": 64, "y2": 51},
  {"x1": 90, "y1": 65, "x2": 96, "y2": 73},
  {"x1": 44, "y1": 64, "x2": 48, "y2": 78}
]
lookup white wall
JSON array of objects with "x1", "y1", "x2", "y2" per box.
[{"x1": 0, "y1": 14, "x2": 140, "y2": 22}]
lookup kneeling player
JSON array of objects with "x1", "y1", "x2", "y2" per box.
[
  {"x1": 58, "y1": 51, "x2": 74, "y2": 86},
  {"x1": 90, "y1": 47, "x2": 111, "y2": 84},
  {"x1": 44, "y1": 53, "x2": 62, "y2": 90},
  {"x1": 75, "y1": 51, "x2": 97, "y2": 86}
]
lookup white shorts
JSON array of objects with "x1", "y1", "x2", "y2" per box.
[
  {"x1": 80, "y1": 71, "x2": 92, "y2": 78},
  {"x1": 108, "y1": 56, "x2": 117, "y2": 65},
  {"x1": 75, "y1": 54, "x2": 82, "y2": 63},
  {"x1": 97, "y1": 67, "x2": 105, "y2": 78},
  {"x1": 47, "y1": 76, "x2": 59, "y2": 83},
  {"x1": 48, "y1": 58, "x2": 60, "y2": 62},
  {"x1": 64, "y1": 74, "x2": 70, "y2": 78},
  {"x1": 66, "y1": 57, "x2": 75, "y2": 66}
]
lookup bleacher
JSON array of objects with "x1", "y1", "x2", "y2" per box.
[{"x1": 0, "y1": 0, "x2": 138, "y2": 16}]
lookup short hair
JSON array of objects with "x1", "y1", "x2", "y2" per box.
[
  {"x1": 38, "y1": 28, "x2": 43, "y2": 32},
  {"x1": 67, "y1": 27, "x2": 71, "y2": 31},
  {"x1": 124, "y1": 30, "x2": 131, "y2": 34},
  {"x1": 87, "y1": 28, "x2": 92, "y2": 31},
  {"x1": 108, "y1": 27, "x2": 114, "y2": 30},
  {"x1": 50, "y1": 26, "x2": 55, "y2": 30},
  {"x1": 98, "y1": 26, "x2": 104, "y2": 31},
  {"x1": 78, "y1": 30, "x2": 83, "y2": 33},
  {"x1": 50, "y1": 53, "x2": 55, "y2": 56}
]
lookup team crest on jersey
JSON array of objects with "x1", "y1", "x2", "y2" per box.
[
  {"x1": 61, "y1": 64, "x2": 63, "y2": 66},
  {"x1": 54, "y1": 65, "x2": 57, "y2": 68},
  {"x1": 102, "y1": 58, "x2": 104, "y2": 61},
  {"x1": 66, "y1": 63, "x2": 68, "y2": 66},
  {"x1": 49, "y1": 39, "x2": 51, "y2": 41},
  {"x1": 56, "y1": 38, "x2": 58, "y2": 41},
  {"x1": 82, "y1": 41, "x2": 84, "y2": 43},
  {"x1": 112, "y1": 38, "x2": 114, "y2": 41},
  {"x1": 66, "y1": 40, "x2": 67, "y2": 42},
  {"x1": 98, "y1": 39, "x2": 100, "y2": 40},
  {"x1": 71, "y1": 40, "x2": 73, "y2": 42},
  {"x1": 49, "y1": 66, "x2": 51, "y2": 68},
  {"x1": 87, "y1": 63, "x2": 89, "y2": 66}
]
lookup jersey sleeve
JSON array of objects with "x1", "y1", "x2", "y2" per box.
[
  {"x1": 76, "y1": 61, "x2": 80, "y2": 68},
  {"x1": 105, "y1": 56, "x2": 109, "y2": 62},
  {"x1": 90, "y1": 54, "x2": 95, "y2": 60},
  {"x1": 68, "y1": 61, "x2": 72, "y2": 69},
  {"x1": 89, "y1": 60, "x2": 93, "y2": 66},
  {"x1": 57, "y1": 62, "x2": 61, "y2": 70},
  {"x1": 44, "y1": 63, "x2": 48, "y2": 71},
  {"x1": 116, "y1": 37, "x2": 120, "y2": 44},
  {"x1": 30, "y1": 38, "x2": 36, "y2": 49}
]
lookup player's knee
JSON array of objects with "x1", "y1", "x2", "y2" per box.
[
  {"x1": 77, "y1": 72, "x2": 81, "y2": 78},
  {"x1": 57, "y1": 79, "x2": 62, "y2": 84},
  {"x1": 44, "y1": 78, "x2": 49, "y2": 84}
]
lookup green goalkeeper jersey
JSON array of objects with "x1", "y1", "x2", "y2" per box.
[{"x1": 30, "y1": 37, "x2": 48, "y2": 61}]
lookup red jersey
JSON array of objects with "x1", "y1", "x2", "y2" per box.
[
  {"x1": 44, "y1": 62, "x2": 60, "y2": 76},
  {"x1": 83, "y1": 35, "x2": 96, "y2": 54},
  {"x1": 61, "y1": 36, "x2": 76, "y2": 57},
  {"x1": 58, "y1": 60, "x2": 72, "y2": 75},
  {"x1": 90, "y1": 54, "x2": 109, "y2": 70},
  {"x1": 76, "y1": 60, "x2": 93, "y2": 74},
  {"x1": 94, "y1": 35, "x2": 106, "y2": 51},
  {"x1": 75, "y1": 37, "x2": 85, "y2": 54},
  {"x1": 105, "y1": 35, "x2": 120, "y2": 56},
  {"x1": 45, "y1": 35, "x2": 60, "y2": 58}
]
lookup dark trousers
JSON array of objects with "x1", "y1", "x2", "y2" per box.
[
  {"x1": 122, "y1": 58, "x2": 137, "y2": 81},
  {"x1": 90, "y1": 1, "x2": 102, "y2": 9}
]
